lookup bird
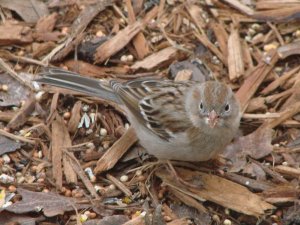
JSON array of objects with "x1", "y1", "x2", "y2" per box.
[{"x1": 36, "y1": 68, "x2": 241, "y2": 163}]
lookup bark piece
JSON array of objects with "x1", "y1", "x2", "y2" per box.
[
  {"x1": 64, "y1": 151, "x2": 99, "y2": 198},
  {"x1": 32, "y1": 42, "x2": 56, "y2": 58},
  {"x1": 264, "y1": 102, "x2": 300, "y2": 129},
  {"x1": 68, "y1": 101, "x2": 82, "y2": 133},
  {"x1": 156, "y1": 168, "x2": 275, "y2": 217},
  {"x1": 94, "y1": 6, "x2": 158, "y2": 63},
  {"x1": 7, "y1": 97, "x2": 36, "y2": 130},
  {"x1": 228, "y1": 25, "x2": 244, "y2": 80},
  {"x1": 51, "y1": 115, "x2": 78, "y2": 187},
  {"x1": 262, "y1": 185, "x2": 299, "y2": 204},
  {"x1": 131, "y1": 47, "x2": 178, "y2": 71},
  {"x1": 222, "y1": 0, "x2": 254, "y2": 16},
  {"x1": 0, "y1": 21, "x2": 32, "y2": 45},
  {"x1": 210, "y1": 21, "x2": 229, "y2": 58},
  {"x1": 95, "y1": 21, "x2": 143, "y2": 63},
  {"x1": 64, "y1": 60, "x2": 130, "y2": 77},
  {"x1": 256, "y1": 0, "x2": 300, "y2": 10},
  {"x1": 275, "y1": 165, "x2": 300, "y2": 179},
  {"x1": 194, "y1": 32, "x2": 227, "y2": 66},
  {"x1": 94, "y1": 127, "x2": 138, "y2": 174},
  {"x1": 126, "y1": 0, "x2": 150, "y2": 59},
  {"x1": 50, "y1": 0, "x2": 113, "y2": 62},
  {"x1": 35, "y1": 12, "x2": 58, "y2": 33},
  {"x1": 261, "y1": 66, "x2": 300, "y2": 95},
  {"x1": 106, "y1": 174, "x2": 132, "y2": 197},
  {"x1": 236, "y1": 50, "x2": 279, "y2": 112},
  {"x1": 254, "y1": 7, "x2": 300, "y2": 22},
  {"x1": 186, "y1": 4, "x2": 207, "y2": 31},
  {"x1": 277, "y1": 40, "x2": 300, "y2": 59},
  {"x1": 51, "y1": 116, "x2": 63, "y2": 189},
  {"x1": 61, "y1": 120, "x2": 78, "y2": 185}
]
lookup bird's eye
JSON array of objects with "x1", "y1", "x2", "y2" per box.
[
  {"x1": 224, "y1": 103, "x2": 230, "y2": 112},
  {"x1": 199, "y1": 102, "x2": 204, "y2": 110}
]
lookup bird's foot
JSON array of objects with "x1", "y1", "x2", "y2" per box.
[{"x1": 165, "y1": 160, "x2": 203, "y2": 189}]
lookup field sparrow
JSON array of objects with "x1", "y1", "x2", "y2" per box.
[{"x1": 37, "y1": 68, "x2": 241, "y2": 162}]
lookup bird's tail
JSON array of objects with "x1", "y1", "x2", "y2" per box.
[{"x1": 36, "y1": 68, "x2": 121, "y2": 103}]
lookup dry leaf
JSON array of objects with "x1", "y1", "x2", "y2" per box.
[
  {"x1": 0, "y1": 73, "x2": 31, "y2": 107},
  {"x1": 223, "y1": 127, "x2": 273, "y2": 172},
  {"x1": 5, "y1": 188, "x2": 90, "y2": 217},
  {"x1": 83, "y1": 215, "x2": 129, "y2": 225},
  {"x1": 0, "y1": 211, "x2": 44, "y2": 225},
  {"x1": 0, "y1": 0, "x2": 48, "y2": 23},
  {"x1": 0, "y1": 135, "x2": 22, "y2": 155},
  {"x1": 236, "y1": 127, "x2": 273, "y2": 158}
]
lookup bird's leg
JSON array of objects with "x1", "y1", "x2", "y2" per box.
[{"x1": 165, "y1": 160, "x2": 203, "y2": 189}]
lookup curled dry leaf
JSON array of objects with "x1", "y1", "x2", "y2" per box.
[
  {"x1": 0, "y1": 135, "x2": 22, "y2": 155},
  {"x1": 0, "y1": 73, "x2": 31, "y2": 107},
  {"x1": 0, "y1": 0, "x2": 49, "y2": 23},
  {"x1": 0, "y1": 211, "x2": 44, "y2": 225},
  {"x1": 170, "y1": 202, "x2": 211, "y2": 225},
  {"x1": 4, "y1": 188, "x2": 90, "y2": 217},
  {"x1": 223, "y1": 127, "x2": 273, "y2": 172}
]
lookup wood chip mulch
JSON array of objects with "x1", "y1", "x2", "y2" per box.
[{"x1": 1, "y1": 0, "x2": 300, "y2": 224}]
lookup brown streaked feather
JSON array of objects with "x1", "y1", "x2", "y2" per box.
[
  {"x1": 203, "y1": 82, "x2": 229, "y2": 109},
  {"x1": 111, "y1": 79, "x2": 195, "y2": 140}
]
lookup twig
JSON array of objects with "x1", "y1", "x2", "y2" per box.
[
  {"x1": 0, "y1": 129, "x2": 35, "y2": 144},
  {"x1": 106, "y1": 174, "x2": 132, "y2": 197},
  {"x1": 0, "y1": 58, "x2": 33, "y2": 90}
]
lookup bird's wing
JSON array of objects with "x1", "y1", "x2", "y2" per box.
[{"x1": 111, "y1": 79, "x2": 194, "y2": 140}]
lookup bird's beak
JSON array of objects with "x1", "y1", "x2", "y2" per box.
[{"x1": 208, "y1": 110, "x2": 218, "y2": 128}]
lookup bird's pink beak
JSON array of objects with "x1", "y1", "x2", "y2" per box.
[{"x1": 208, "y1": 110, "x2": 218, "y2": 128}]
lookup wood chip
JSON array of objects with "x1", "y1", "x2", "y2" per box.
[
  {"x1": 35, "y1": 12, "x2": 57, "y2": 33},
  {"x1": 210, "y1": 21, "x2": 229, "y2": 58},
  {"x1": 68, "y1": 101, "x2": 82, "y2": 134},
  {"x1": 0, "y1": 21, "x2": 32, "y2": 46},
  {"x1": 131, "y1": 47, "x2": 178, "y2": 70},
  {"x1": 7, "y1": 97, "x2": 36, "y2": 130},
  {"x1": 228, "y1": 25, "x2": 245, "y2": 80},
  {"x1": 106, "y1": 174, "x2": 132, "y2": 197},
  {"x1": 61, "y1": 120, "x2": 78, "y2": 185},
  {"x1": 236, "y1": 50, "x2": 279, "y2": 112},
  {"x1": 275, "y1": 165, "x2": 300, "y2": 178},
  {"x1": 95, "y1": 6, "x2": 158, "y2": 63},
  {"x1": 263, "y1": 102, "x2": 300, "y2": 129},
  {"x1": 94, "y1": 127, "x2": 138, "y2": 174},
  {"x1": 125, "y1": 0, "x2": 150, "y2": 59},
  {"x1": 277, "y1": 40, "x2": 300, "y2": 59},
  {"x1": 194, "y1": 32, "x2": 227, "y2": 66},
  {"x1": 51, "y1": 116, "x2": 64, "y2": 189},
  {"x1": 261, "y1": 66, "x2": 300, "y2": 95},
  {"x1": 222, "y1": 0, "x2": 254, "y2": 16},
  {"x1": 64, "y1": 150, "x2": 99, "y2": 199},
  {"x1": 50, "y1": 0, "x2": 113, "y2": 62},
  {"x1": 156, "y1": 168, "x2": 275, "y2": 217}
]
